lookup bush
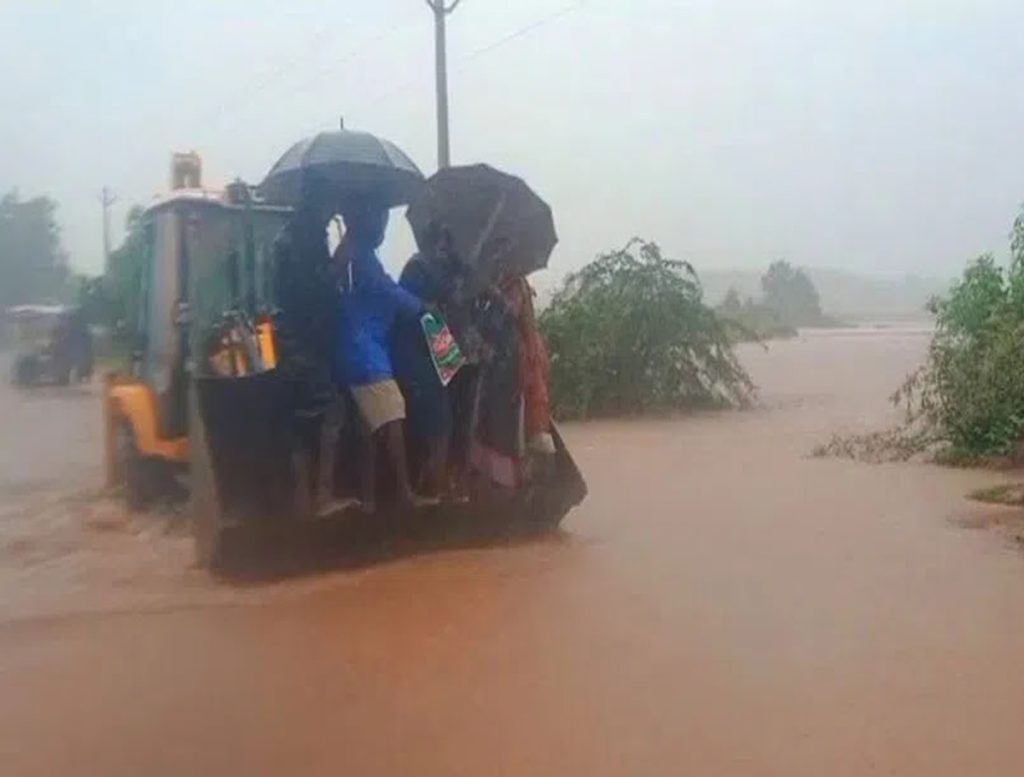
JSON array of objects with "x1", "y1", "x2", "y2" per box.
[
  {"x1": 816, "y1": 213, "x2": 1024, "y2": 466},
  {"x1": 896, "y1": 247, "x2": 1024, "y2": 460},
  {"x1": 539, "y1": 239, "x2": 755, "y2": 419}
]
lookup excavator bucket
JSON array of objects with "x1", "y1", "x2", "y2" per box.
[
  {"x1": 544, "y1": 422, "x2": 588, "y2": 517},
  {"x1": 190, "y1": 369, "x2": 297, "y2": 543},
  {"x1": 187, "y1": 368, "x2": 587, "y2": 568}
]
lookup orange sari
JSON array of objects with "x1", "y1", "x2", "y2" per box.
[{"x1": 501, "y1": 277, "x2": 551, "y2": 440}]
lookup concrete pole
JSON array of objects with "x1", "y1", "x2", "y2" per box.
[
  {"x1": 425, "y1": 0, "x2": 461, "y2": 169},
  {"x1": 99, "y1": 186, "x2": 117, "y2": 275}
]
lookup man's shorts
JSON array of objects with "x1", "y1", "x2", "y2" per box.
[{"x1": 350, "y1": 379, "x2": 406, "y2": 433}]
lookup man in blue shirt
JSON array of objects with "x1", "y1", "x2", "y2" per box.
[{"x1": 335, "y1": 202, "x2": 425, "y2": 510}]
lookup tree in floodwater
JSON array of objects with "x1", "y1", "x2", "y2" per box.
[
  {"x1": 894, "y1": 208, "x2": 1024, "y2": 459},
  {"x1": 819, "y1": 204, "x2": 1024, "y2": 464},
  {"x1": 0, "y1": 190, "x2": 68, "y2": 308},
  {"x1": 760, "y1": 259, "x2": 827, "y2": 327},
  {"x1": 539, "y1": 239, "x2": 755, "y2": 419}
]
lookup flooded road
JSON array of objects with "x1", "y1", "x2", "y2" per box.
[{"x1": 2, "y1": 328, "x2": 1024, "y2": 776}]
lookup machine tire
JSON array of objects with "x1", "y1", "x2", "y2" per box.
[
  {"x1": 193, "y1": 513, "x2": 228, "y2": 570},
  {"x1": 51, "y1": 355, "x2": 71, "y2": 386},
  {"x1": 189, "y1": 411, "x2": 229, "y2": 571},
  {"x1": 10, "y1": 355, "x2": 39, "y2": 387},
  {"x1": 115, "y1": 421, "x2": 158, "y2": 511}
]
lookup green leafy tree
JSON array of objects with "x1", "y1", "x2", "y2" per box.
[
  {"x1": 896, "y1": 237, "x2": 1024, "y2": 459},
  {"x1": 102, "y1": 205, "x2": 147, "y2": 342},
  {"x1": 818, "y1": 206, "x2": 1024, "y2": 464},
  {"x1": 539, "y1": 239, "x2": 754, "y2": 419},
  {"x1": 719, "y1": 287, "x2": 743, "y2": 316},
  {"x1": 0, "y1": 190, "x2": 68, "y2": 307},
  {"x1": 761, "y1": 260, "x2": 824, "y2": 326}
]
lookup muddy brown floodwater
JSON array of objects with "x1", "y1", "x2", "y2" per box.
[{"x1": 2, "y1": 327, "x2": 1024, "y2": 776}]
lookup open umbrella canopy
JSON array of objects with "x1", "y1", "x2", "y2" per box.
[
  {"x1": 259, "y1": 129, "x2": 424, "y2": 208},
  {"x1": 406, "y1": 164, "x2": 557, "y2": 298}
]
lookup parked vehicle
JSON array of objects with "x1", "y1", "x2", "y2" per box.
[{"x1": 8, "y1": 304, "x2": 93, "y2": 387}]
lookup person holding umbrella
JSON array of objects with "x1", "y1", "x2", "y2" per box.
[
  {"x1": 405, "y1": 164, "x2": 560, "y2": 485},
  {"x1": 270, "y1": 177, "x2": 349, "y2": 514},
  {"x1": 334, "y1": 201, "x2": 427, "y2": 511},
  {"x1": 261, "y1": 126, "x2": 430, "y2": 511},
  {"x1": 391, "y1": 225, "x2": 467, "y2": 499}
]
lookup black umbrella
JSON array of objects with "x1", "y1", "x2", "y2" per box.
[
  {"x1": 406, "y1": 164, "x2": 557, "y2": 297},
  {"x1": 260, "y1": 128, "x2": 424, "y2": 207}
]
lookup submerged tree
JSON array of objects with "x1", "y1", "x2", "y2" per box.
[
  {"x1": 821, "y1": 205, "x2": 1024, "y2": 464},
  {"x1": 760, "y1": 260, "x2": 824, "y2": 326},
  {"x1": 896, "y1": 238, "x2": 1024, "y2": 459},
  {"x1": 539, "y1": 239, "x2": 755, "y2": 419}
]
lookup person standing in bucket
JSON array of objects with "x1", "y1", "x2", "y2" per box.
[
  {"x1": 391, "y1": 225, "x2": 465, "y2": 500},
  {"x1": 334, "y1": 201, "x2": 426, "y2": 511}
]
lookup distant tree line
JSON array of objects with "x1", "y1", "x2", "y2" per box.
[
  {"x1": 716, "y1": 260, "x2": 843, "y2": 341},
  {"x1": 0, "y1": 190, "x2": 70, "y2": 309},
  {"x1": 0, "y1": 186, "x2": 147, "y2": 355}
]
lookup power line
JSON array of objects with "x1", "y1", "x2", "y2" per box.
[
  {"x1": 201, "y1": 24, "x2": 337, "y2": 125},
  {"x1": 368, "y1": 0, "x2": 587, "y2": 109},
  {"x1": 107, "y1": 2, "x2": 588, "y2": 200},
  {"x1": 264, "y1": 18, "x2": 420, "y2": 116},
  {"x1": 461, "y1": 0, "x2": 585, "y2": 62},
  {"x1": 109, "y1": 12, "x2": 417, "y2": 192}
]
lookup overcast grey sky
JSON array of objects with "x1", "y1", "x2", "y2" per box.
[{"x1": 2, "y1": 0, "x2": 1023, "y2": 283}]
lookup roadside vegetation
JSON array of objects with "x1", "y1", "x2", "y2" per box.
[
  {"x1": 816, "y1": 206, "x2": 1024, "y2": 465},
  {"x1": 539, "y1": 238, "x2": 755, "y2": 419},
  {"x1": 0, "y1": 190, "x2": 71, "y2": 312},
  {"x1": 716, "y1": 260, "x2": 844, "y2": 342},
  {"x1": 0, "y1": 187, "x2": 140, "y2": 367},
  {"x1": 80, "y1": 206, "x2": 146, "y2": 367}
]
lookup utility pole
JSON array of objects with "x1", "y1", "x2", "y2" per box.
[
  {"x1": 425, "y1": 0, "x2": 462, "y2": 169},
  {"x1": 99, "y1": 186, "x2": 117, "y2": 274}
]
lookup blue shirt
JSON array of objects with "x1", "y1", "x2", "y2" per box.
[{"x1": 335, "y1": 248, "x2": 422, "y2": 386}]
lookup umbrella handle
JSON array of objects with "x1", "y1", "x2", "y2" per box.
[{"x1": 467, "y1": 190, "x2": 507, "y2": 268}]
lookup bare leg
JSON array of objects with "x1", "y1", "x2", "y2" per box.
[
  {"x1": 315, "y1": 396, "x2": 346, "y2": 515},
  {"x1": 380, "y1": 421, "x2": 438, "y2": 508},
  {"x1": 292, "y1": 449, "x2": 313, "y2": 516},
  {"x1": 359, "y1": 425, "x2": 376, "y2": 513},
  {"x1": 381, "y1": 420, "x2": 414, "y2": 503},
  {"x1": 424, "y1": 434, "x2": 450, "y2": 499}
]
